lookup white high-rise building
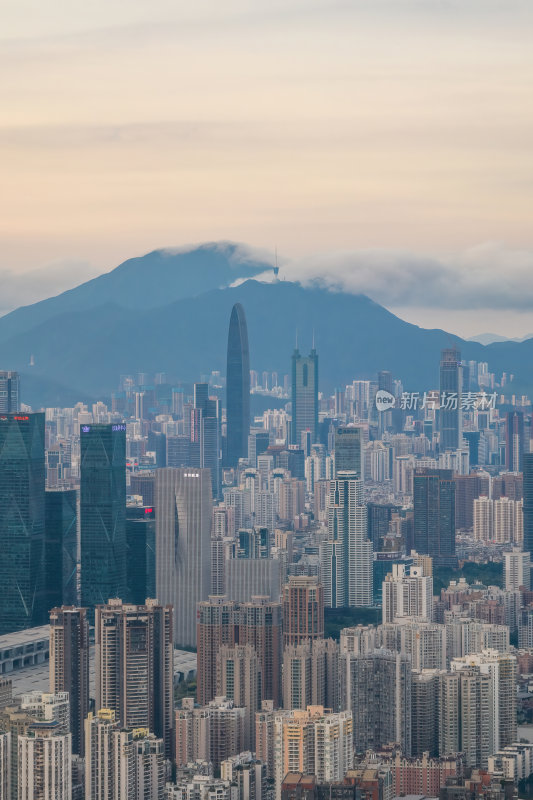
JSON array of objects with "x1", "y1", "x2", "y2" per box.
[
  {"x1": 451, "y1": 650, "x2": 517, "y2": 755},
  {"x1": 473, "y1": 497, "x2": 523, "y2": 544},
  {"x1": 223, "y1": 489, "x2": 252, "y2": 535},
  {"x1": 473, "y1": 496, "x2": 493, "y2": 541},
  {"x1": 494, "y1": 498, "x2": 522, "y2": 544},
  {"x1": 18, "y1": 723, "x2": 72, "y2": 800},
  {"x1": 320, "y1": 499, "x2": 346, "y2": 608},
  {"x1": 382, "y1": 564, "x2": 433, "y2": 623},
  {"x1": 445, "y1": 616, "x2": 510, "y2": 661},
  {"x1": 254, "y1": 492, "x2": 276, "y2": 533},
  {"x1": 322, "y1": 472, "x2": 372, "y2": 608},
  {"x1": 378, "y1": 619, "x2": 446, "y2": 670},
  {"x1": 156, "y1": 468, "x2": 212, "y2": 647},
  {"x1": 20, "y1": 692, "x2": 70, "y2": 736},
  {"x1": 85, "y1": 710, "x2": 165, "y2": 800},
  {"x1": 339, "y1": 626, "x2": 378, "y2": 655},
  {"x1": 505, "y1": 549, "x2": 531, "y2": 591}
]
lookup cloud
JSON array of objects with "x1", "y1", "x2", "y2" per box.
[
  {"x1": 283, "y1": 243, "x2": 533, "y2": 311},
  {"x1": 1, "y1": 241, "x2": 532, "y2": 321},
  {"x1": 0, "y1": 260, "x2": 99, "y2": 316}
]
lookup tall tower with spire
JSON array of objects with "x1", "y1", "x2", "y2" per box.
[
  {"x1": 226, "y1": 303, "x2": 251, "y2": 467},
  {"x1": 291, "y1": 343, "x2": 319, "y2": 445}
]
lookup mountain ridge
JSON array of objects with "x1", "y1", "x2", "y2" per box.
[
  {"x1": 0, "y1": 243, "x2": 530, "y2": 407},
  {"x1": 0, "y1": 242, "x2": 273, "y2": 345}
]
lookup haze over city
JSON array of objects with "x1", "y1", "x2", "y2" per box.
[{"x1": 2, "y1": 0, "x2": 533, "y2": 336}]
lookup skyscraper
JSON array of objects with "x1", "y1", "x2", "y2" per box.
[
  {"x1": 193, "y1": 383, "x2": 221, "y2": 499},
  {"x1": 126, "y1": 505, "x2": 156, "y2": 605},
  {"x1": 44, "y1": 489, "x2": 78, "y2": 609},
  {"x1": 322, "y1": 472, "x2": 372, "y2": 608},
  {"x1": 49, "y1": 606, "x2": 90, "y2": 757},
  {"x1": 451, "y1": 650, "x2": 517, "y2": 756},
  {"x1": 238, "y1": 597, "x2": 282, "y2": 708},
  {"x1": 226, "y1": 303, "x2": 251, "y2": 467},
  {"x1": 80, "y1": 423, "x2": 127, "y2": 610},
  {"x1": 94, "y1": 598, "x2": 174, "y2": 757},
  {"x1": 273, "y1": 707, "x2": 353, "y2": 800},
  {"x1": 377, "y1": 370, "x2": 393, "y2": 436},
  {"x1": 217, "y1": 644, "x2": 260, "y2": 750},
  {"x1": 334, "y1": 426, "x2": 363, "y2": 479},
  {"x1": 0, "y1": 371, "x2": 20, "y2": 413},
  {"x1": 414, "y1": 468, "x2": 456, "y2": 566},
  {"x1": 291, "y1": 346, "x2": 318, "y2": 445},
  {"x1": 524, "y1": 453, "x2": 533, "y2": 557},
  {"x1": 282, "y1": 639, "x2": 339, "y2": 712},
  {"x1": 505, "y1": 549, "x2": 531, "y2": 591},
  {"x1": 411, "y1": 670, "x2": 439, "y2": 757},
  {"x1": 156, "y1": 467, "x2": 212, "y2": 647},
  {"x1": 382, "y1": 564, "x2": 433, "y2": 623},
  {"x1": 0, "y1": 731, "x2": 9, "y2": 799},
  {"x1": 340, "y1": 649, "x2": 412, "y2": 755},
  {"x1": 197, "y1": 597, "x2": 238, "y2": 706},
  {"x1": 505, "y1": 411, "x2": 525, "y2": 472},
  {"x1": 0, "y1": 412, "x2": 46, "y2": 634},
  {"x1": 439, "y1": 347, "x2": 462, "y2": 452},
  {"x1": 85, "y1": 710, "x2": 165, "y2": 800},
  {"x1": 282, "y1": 576, "x2": 324, "y2": 646},
  {"x1": 18, "y1": 722, "x2": 72, "y2": 800}
]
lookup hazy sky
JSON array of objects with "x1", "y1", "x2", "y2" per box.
[{"x1": 2, "y1": 0, "x2": 533, "y2": 337}]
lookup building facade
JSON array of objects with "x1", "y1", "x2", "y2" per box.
[{"x1": 80, "y1": 423, "x2": 127, "y2": 610}]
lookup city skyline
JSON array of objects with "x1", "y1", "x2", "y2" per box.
[{"x1": 2, "y1": 2, "x2": 533, "y2": 796}]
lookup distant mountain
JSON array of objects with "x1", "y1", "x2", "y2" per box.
[
  {"x1": 0, "y1": 243, "x2": 531, "y2": 407},
  {"x1": 0, "y1": 242, "x2": 273, "y2": 344},
  {"x1": 469, "y1": 332, "x2": 533, "y2": 345},
  {"x1": 468, "y1": 333, "x2": 510, "y2": 345}
]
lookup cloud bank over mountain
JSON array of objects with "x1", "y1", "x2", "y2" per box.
[
  {"x1": 284, "y1": 243, "x2": 533, "y2": 311},
  {"x1": 1, "y1": 242, "x2": 533, "y2": 330}
]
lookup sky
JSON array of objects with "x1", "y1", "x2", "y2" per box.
[{"x1": 2, "y1": 0, "x2": 533, "y2": 337}]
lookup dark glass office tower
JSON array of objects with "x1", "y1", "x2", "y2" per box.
[
  {"x1": 334, "y1": 426, "x2": 363, "y2": 478},
  {"x1": 126, "y1": 505, "x2": 156, "y2": 604},
  {"x1": 367, "y1": 502, "x2": 398, "y2": 550},
  {"x1": 226, "y1": 303, "x2": 250, "y2": 467},
  {"x1": 291, "y1": 347, "x2": 318, "y2": 445},
  {"x1": 193, "y1": 383, "x2": 220, "y2": 499},
  {"x1": 523, "y1": 454, "x2": 533, "y2": 557},
  {"x1": 0, "y1": 412, "x2": 46, "y2": 634},
  {"x1": 414, "y1": 468, "x2": 456, "y2": 566},
  {"x1": 45, "y1": 489, "x2": 78, "y2": 609},
  {"x1": 80, "y1": 423, "x2": 126, "y2": 610},
  {"x1": 505, "y1": 411, "x2": 524, "y2": 472},
  {"x1": 439, "y1": 347, "x2": 462, "y2": 452}
]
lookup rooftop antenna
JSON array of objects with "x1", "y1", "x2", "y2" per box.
[
  {"x1": 312, "y1": 328, "x2": 315, "y2": 350},
  {"x1": 295, "y1": 329, "x2": 299, "y2": 350}
]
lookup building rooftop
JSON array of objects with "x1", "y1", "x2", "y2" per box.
[
  {"x1": 9, "y1": 645, "x2": 196, "y2": 696},
  {"x1": 0, "y1": 625, "x2": 49, "y2": 650}
]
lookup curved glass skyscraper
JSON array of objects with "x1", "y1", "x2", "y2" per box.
[{"x1": 226, "y1": 303, "x2": 250, "y2": 466}]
